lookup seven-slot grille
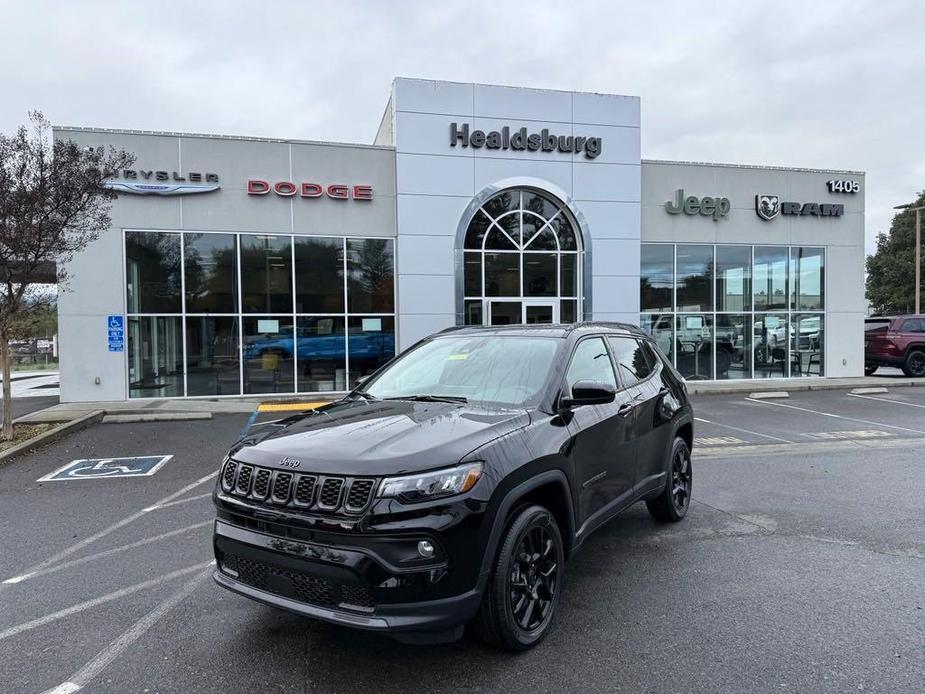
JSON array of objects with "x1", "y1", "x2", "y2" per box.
[{"x1": 221, "y1": 459, "x2": 375, "y2": 515}]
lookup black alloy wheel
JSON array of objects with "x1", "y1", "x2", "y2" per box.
[
  {"x1": 474, "y1": 505, "x2": 565, "y2": 651},
  {"x1": 508, "y1": 524, "x2": 559, "y2": 632},
  {"x1": 646, "y1": 436, "x2": 693, "y2": 522},
  {"x1": 903, "y1": 350, "x2": 925, "y2": 377}
]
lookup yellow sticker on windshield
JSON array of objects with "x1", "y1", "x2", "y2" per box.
[{"x1": 447, "y1": 354, "x2": 468, "y2": 360}]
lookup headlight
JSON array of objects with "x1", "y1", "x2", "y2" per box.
[{"x1": 378, "y1": 462, "x2": 483, "y2": 503}]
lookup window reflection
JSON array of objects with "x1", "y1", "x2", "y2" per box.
[
  {"x1": 295, "y1": 237, "x2": 344, "y2": 313},
  {"x1": 717, "y1": 246, "x2": 751, "y2": 312},
  {"x1": 184, "y1": 233, "x2": 237, "y2": 314},
  {"x1": 791, "y1": 314, "x2": 824, "y2": 376},
  {"x1": 186, "y1": 317, "x2": 239, "y2": 395},
  {"x1": 640, "y1": 244, "x2": 673, "y2": 312},
  {"x1": 243, "y1": 317, "x2": 295, "y2": 394},
  {"x1": 125, "y1": 232, "x2": 182, "y2": 313},
  {"x1": 347, "y1": 239, "x2": 394, "y2": 313},
  {"x1": 296, "y1": 317, "x2": 346, "y2": 392},
  {"x1": 754, "y1": 313, "x2": 788, "y2": 378},
  {"x1": 754, "y1": 247, "x2": 788, "y2": 311},
  {"x1": 716, "y1": 314, "x2": 751, "y2": 379},
  {"x1": 676, "y1": 245, "x2": 713, "y2": 312},
  {"x1": 675, "y1": 314, "x2": 714, "y2": 380},
  {"x1": 127, "y1": 316, "x2": 183, "y2": 397},
  {"x1": 792, "y1": 247, "x2": 824, "y2": 311},
  {"x1": 347, "y1": 316, "x2": 395, "y2": 386},
  {"x1": 240, "y1": 235, "x2": 293, "y2": 314}
]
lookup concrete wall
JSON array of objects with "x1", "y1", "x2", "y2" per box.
[
  {"x1": 391, "y1": 78, "x2": 642, "y2": 349},
  {"x1": 53, "y1": 128, "x2": 397, "y2": 402},
  {"x1": 641, "y1": 160, "x2": 866, "y2": 377}
]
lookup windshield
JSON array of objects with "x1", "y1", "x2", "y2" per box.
[{"x1": 359, "y1": 335, "x2": 561, "y2": 408}]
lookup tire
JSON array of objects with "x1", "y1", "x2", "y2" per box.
[
  {"x1": 902, "y1": 349, "x2": 925, "y2": 377},
  {"x1": 646, "y1": 437, "x2": 692, "y2": 523},
  {"x1": 864, "y1": 365, "x2": 878, "y2": 376},
  {"x1": 474, "y1": 505, "x2": 564, "y2": 651}
]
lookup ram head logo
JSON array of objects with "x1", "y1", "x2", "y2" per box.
[{"x1": 756, "y1": 194, "x2": 780, "y2": 221}]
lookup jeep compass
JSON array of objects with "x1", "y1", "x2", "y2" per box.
[{"x1": 212, "y1": 323, "x2": 694, "y2": 650}]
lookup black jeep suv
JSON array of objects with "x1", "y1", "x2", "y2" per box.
[{"x1": 213, "y1": 323, "x2": 694, "y2": 650}]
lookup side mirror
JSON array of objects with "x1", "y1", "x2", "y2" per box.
[{"x1": 560, "y1": 380, "x2": 616, "y2": 410}]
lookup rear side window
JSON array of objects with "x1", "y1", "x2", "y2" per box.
[
  {"x1": 608, "y1": 337, "x2": 655, "y2": 387},
  {"x1": 565, "y1": 337, "x2": 617, "y2": 394},
  {"x1": 864, "y1": 320, "x2": 891, "y2": 333},
  {"x1": 900, "y1": 318, "x2": 925, "y2": 333}
]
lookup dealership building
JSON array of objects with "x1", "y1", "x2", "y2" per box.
[{"x1": 53, "y1": 78, "x2": 865, "y2": 402}]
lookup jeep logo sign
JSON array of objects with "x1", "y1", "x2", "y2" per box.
[{"x1": 664, "y1": 189, "x2": 730, "y2": 221}]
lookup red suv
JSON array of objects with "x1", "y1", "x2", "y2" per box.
[{"x1": 865, "y1": 316, "x2": 925, "y2": 377}]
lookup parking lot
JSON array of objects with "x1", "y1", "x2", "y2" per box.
[{"x1": 1, "y1": 388, "x2": 923, "y2": 693}]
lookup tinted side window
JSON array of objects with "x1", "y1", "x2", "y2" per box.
[
  {"x1": 864, "y1": 320, "x2": 891, "y2": 333},
  {"x1": 901, "y1": 318, "x2": 925, "y2": 333},
  {"x1": 608, "y1": 337, "x2": 654, "y2": 387},
  {"x1": 566, "y1": 337, "x2": 617, "y2": 394}
]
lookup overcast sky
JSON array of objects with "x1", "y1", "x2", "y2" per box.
[{"x1": 3, "y1": 0, "x2": 923, "y2": 254}]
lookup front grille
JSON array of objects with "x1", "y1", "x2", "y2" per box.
[
  {"x1": 345, "y1": 479, "x2": 375, "y2": 512},
  {"x1": 235, "y1": 465, "x2": 253, "y2": 495},
  {"x1": 293, "y1": 475, "x2": 317, "y2": 506},
  {"x1": 221, "y1": 460, "x2": 376, "y2": 516},
  {"x1": 318, "y1": 478, "x2": 344, "y2": 510},
  {"x1": 252, "y1": 469, "x2": 271, "y2": 499},
  {"x1": 271, "y1": 472, "x2": 293, "y2": 503},
  {"x1": 221, "y1": 554, "x2": 374, "y2": 612},
  {"x1": 221, "y1": 460, "x2": 237, "y2": 491}
]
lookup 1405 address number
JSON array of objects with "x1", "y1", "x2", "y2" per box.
[{"x1": 827, "y1": 179, "x2": 860, "y2": 193}]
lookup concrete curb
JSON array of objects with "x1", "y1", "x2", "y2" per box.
[
  {"x1": 688, "y1": 379, "x2": 925, "y2": 396},
  {"x1": 0, "y1": 409, "x2": 105, "y2": 465},
  {"x1": 102, "y1": 412, "x2": 213, "y2": 423}
]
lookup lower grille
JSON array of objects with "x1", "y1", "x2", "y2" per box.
[{"x1": 221, "y1": 554, "x2": 374, "y2": 612}]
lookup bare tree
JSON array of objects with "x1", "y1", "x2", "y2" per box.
[{"x1": 0, "y1": 112, "x2": 134, "y2": 440}]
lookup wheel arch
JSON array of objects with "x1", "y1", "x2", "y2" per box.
[{"x1": 477, "y1": 470, "x2": 575, "y2": 591}]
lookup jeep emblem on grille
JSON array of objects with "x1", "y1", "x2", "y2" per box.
[{"x1": 280, "y1": 456, "x2": 302, "y2": 468}]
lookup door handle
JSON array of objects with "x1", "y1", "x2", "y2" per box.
[{"x1": 618, "y1": 402, "x2": 636, "y2": 417}]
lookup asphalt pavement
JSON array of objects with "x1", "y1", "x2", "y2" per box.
[{"x1": 0, "y1": 389, "x2": 923, "y2": 693}]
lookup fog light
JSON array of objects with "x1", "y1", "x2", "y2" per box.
[{"x1": 417, "y1": 540, "x2": 435, "y2": 558}]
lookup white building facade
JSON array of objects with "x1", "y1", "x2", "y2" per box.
[{"x1": 53, "y1": 78, "x2": 864, "y2": 402}]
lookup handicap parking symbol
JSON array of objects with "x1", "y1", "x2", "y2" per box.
[{"x1": 37, "y1": 455, "x2": 173, "y2": 482}]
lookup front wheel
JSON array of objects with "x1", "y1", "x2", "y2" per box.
[
  {"x1": 646, "y1": 437, "x2": 692, "y2": 522},
  {"x1": 474, "y1": 505, "x2": 564, "y2": 651},
  {"x1": 864, "y1": 364, "x2": 878, "y2": 376},
  {"x1": 902, "y1": 349, "x2": 925, "y2": 377}
]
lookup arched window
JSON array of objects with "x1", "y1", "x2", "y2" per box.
[{"x1": 462, "y1": 188, "x2": 581, "y2": 326}]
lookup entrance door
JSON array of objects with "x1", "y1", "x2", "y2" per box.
[{"x1": 488, "y1": 300, "x2": 558, "y2": 326}]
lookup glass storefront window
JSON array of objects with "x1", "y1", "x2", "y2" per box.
[
  {"x1": 127, "y1": 316, "x2": 184, "y2": 397},
  {"x1": 185, "y1": 317, "x2": 240, "y2": 396},
  {"x1": 240, "y1": 234, "x2": 293, "y2": 314},
  {"x1": 640, "y1": 312, "x2": 675, "y2": 364},
  {"x1": 295, "y1": 237, "x2": 344, "y2": 313},
  {"x1": 792, "y1": 247, "x2": 825, "y2": 311},
  {"x1": 184, "y1": 233, "x2": 238, "y2": 314},
  {"x1": 717, "y1": 246, "x2": 751, "y2": 312},
  {"x1": 640, "y1": 244, "x2": 673, "y2": 313},
  {"x1": 347, "y1": 238, "x2": 394, "y2": 313},
  {"x1": 754, "y1": 313, "x2": 788, "y2": 378},
  {"x1": 296, "y1": 316, "x2": 347, "y2": 392},
  {"x1": 125, "y1": 232, "x2": 181, "y2": 313},
  {"x1": 524, "y1": 253, "x2": 557, "y2": 297},
  {"x1": 675, "y1": 314, "x2": 714, "y2": 380},
  {"x1": 754, "y1": 247, "x2": 788, "y2": 311},
  {"x1": 560, "y1": 299, "x2": 577, "y2": 324},
  {"x1": 791, "y1": 313, "x2": 824, "y2": 376},
  {"x1": 126, "y1": 231, "x2": 397, "y2": 398},
  {"x1": 716, "y1": 314, "x2": 752, "y2": 380},
  {"x1": 465, "y1": 300, "x2": 483, "y2": 325},
  {"x1": 676, "y1": 245, "x2": 714, "y2": 313},
  {"x1": 347, "y1": 316, "x2": 395, "y2": 386},
  {"x1": 242, "y1": 317, "x2": 295, "y2": 394},
  {"x1": 485, "y1": 254, "x2": 520, "y2": 296},
  {"x1": 464, "y1": 253, "x2": 482, "y2": 296}
]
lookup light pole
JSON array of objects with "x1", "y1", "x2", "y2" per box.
[{"x1": 894, "y1": 203, "x2": 923, "y2": 314}]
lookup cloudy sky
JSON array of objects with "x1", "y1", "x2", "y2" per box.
[{"x1": 3, "y1": 0, "x2": 923, "y2": 254}]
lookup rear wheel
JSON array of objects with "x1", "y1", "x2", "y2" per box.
[
  {"x1": 646, "y1": 437, "x2": 692, "y2": 522},
  {"x1": 474, "y1": 505, "x2": 564, "y2": 651},
  {"x1": 902, "y1": 350, "x2": 925, "y2": 377},
  {"x1": 864, "y1": 364, "x2": 878, "y2": 376}
]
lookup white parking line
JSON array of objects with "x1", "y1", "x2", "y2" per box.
[
  {"x1": 0, "y1": 561, "x2": 213, "y2": 642},
  {"x1": 694, "y1": 416, "x2": 796, "y2": 444},
  {"x1": 40, "y1": 567, "x2": 211, "y2": 694},
  {"x1": 143, "y1": 491, "x2": 213, "y2": 512},
  {"x1": 744, "y1": 398, "x2": 925, "y2": 436},
  {"x1": 3, "y1": 520, "x2": 212, "y2": 585},
  {"x1": 847, "y1": 392, "x2": 925, "y2": 409},
  {"x1": 0, "y1": 472, "x2": 217, "y2": 589}
]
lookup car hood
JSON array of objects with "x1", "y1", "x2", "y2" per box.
[{"x1": 231, "y1": 398, "x2": 531, "y2": 476}]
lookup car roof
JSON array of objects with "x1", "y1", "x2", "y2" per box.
[{"x1": 436, "y1": 321, "x2": 646, "y2": 339}]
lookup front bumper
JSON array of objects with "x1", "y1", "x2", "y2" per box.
[{"x1": 212, "y1": 520, "x2": 482, "y2": 639}]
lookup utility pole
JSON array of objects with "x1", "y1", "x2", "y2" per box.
[{"x1": 894, "y1": 203, "x2": 923, "y2": 314}]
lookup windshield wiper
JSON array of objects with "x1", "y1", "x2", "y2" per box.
[
  {"x1": 384, "y1": 394, "x2": 468, "y2": 404},
  {"x1": 346, "y1": 391, "x2": 378, "y2": 402}
]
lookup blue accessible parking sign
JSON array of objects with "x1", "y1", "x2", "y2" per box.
[
  {"x1": 108, "y1": 314, "x2": 124, "y2": 352},
  {"x1": 37, "y1": 456, "x2": 173, "y2": 482}
]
